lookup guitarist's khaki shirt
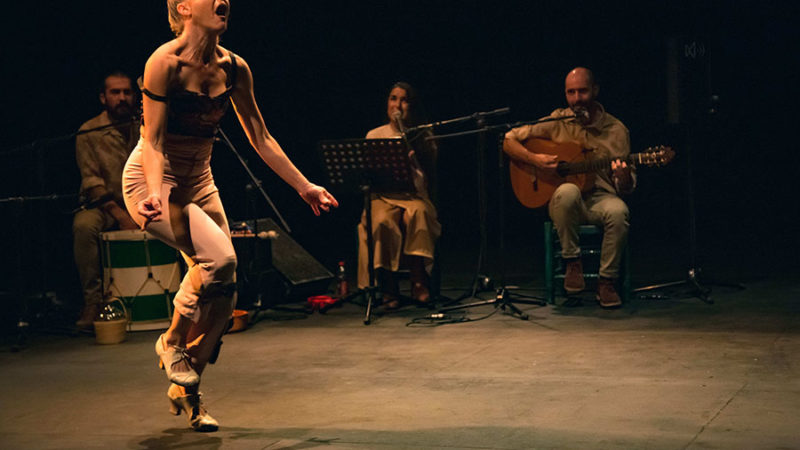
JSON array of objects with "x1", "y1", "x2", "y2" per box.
[
  {"x1": 505, "y1": 103, "x2": 633, "y2": 194},
  {"x1": 76, "y1": 110, "x2": 140, "y2": 205}
]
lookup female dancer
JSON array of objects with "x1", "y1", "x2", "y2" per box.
[
  {"x1": 123, "y1": 0, "x2": 337, "y2": 431},
  {"x1": 358, "y1": 82, "x2": 441, "y2": 309}
]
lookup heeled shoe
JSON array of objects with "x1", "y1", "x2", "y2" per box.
[
  {"x1": 167, "y1": 384, "x2": 219, "y2": 432},
  {"x1": 155, "y1": 334, "x2": 200, "y2": 387}
]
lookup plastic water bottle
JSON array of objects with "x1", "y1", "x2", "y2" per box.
[{"x1": 337, "y1": 260, "x2": 348, "y2": 298}]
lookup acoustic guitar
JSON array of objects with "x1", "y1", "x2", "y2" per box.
[{"x1": 509, "y1": 138, "x2": 675, "y2": 209}]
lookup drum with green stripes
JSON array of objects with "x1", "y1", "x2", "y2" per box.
[{"x1": 101, "y1": 230, "x2": 181, "y2": 331}]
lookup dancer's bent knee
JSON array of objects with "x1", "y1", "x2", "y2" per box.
[{"x1": 173, "y1": 260, "x2": 237, "y2": 323}]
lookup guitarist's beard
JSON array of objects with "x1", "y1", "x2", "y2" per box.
[{"x1": 571, "y1": 105, "x2": 591, "y2": 125}]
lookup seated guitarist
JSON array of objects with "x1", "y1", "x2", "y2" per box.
[{"x1": 503, "y1": 67, "x2": 634, "y2": 307}]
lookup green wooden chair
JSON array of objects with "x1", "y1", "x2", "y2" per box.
[{"x1": 543, "y1": 221, "x2": 631, "y2": 304}]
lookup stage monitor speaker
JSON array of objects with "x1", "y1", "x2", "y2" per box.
[
  {"x1": 666, "y1": 35, "x2": 713, "y2": 125},
  {"x1": 235, "y1": 218, "x2": 333, "y2": 305}
]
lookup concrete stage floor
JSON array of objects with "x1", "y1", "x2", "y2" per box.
[{"x1": 2, "y1": 266, "x2": 798, "y2": 450}]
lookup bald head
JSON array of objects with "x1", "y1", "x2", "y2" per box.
[
  {"x1": 564, "y1": 67, "x2": 599, "y2": 121},
  {"x1": 566, "y1": 67, "x2": 596, "y2": 88}
]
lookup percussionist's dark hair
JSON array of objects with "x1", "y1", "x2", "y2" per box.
[{"x1": 99, "y1": 71, "x2": 135, "y2": 95}]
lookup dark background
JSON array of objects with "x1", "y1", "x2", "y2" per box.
[{"x1": 1, "y1": 1, "x2": 796, "y2": 316}]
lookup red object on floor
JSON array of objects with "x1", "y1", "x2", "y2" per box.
[{"x1": 307, "y1": 295, "x2": 339, "y2": 312}]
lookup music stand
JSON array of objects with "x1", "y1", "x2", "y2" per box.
[{"x1": 319, "y1": 138, "x2": 415, "y2": 324}]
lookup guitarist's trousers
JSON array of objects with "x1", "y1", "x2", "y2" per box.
[{"x1": 548, "y1": 183, "x2": 629, "y2": 279}]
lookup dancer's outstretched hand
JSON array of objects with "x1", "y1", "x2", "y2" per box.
[{"x1": 300, "y1": 184, "x2": 339, "y2": 216}]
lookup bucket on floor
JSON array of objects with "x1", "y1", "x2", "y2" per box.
[
  {"x1": 94, "y1": 299, "x2": 128, "y2": 345},
  {"x1": 227, "y1": 309, "x2": 249, "y2": 333},
  {"x1": 100, "y1": 230, "x2": 181, "y2": 331},
  {"x1": 94, "y1": 319, "x2": 127, "y2": 344}
]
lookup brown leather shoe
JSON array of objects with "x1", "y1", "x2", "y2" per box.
[
  {"x1": 563, "y1": 259, "x2": 585, "y2": 294},
  {"x1": 75, "y1": 303, "x2": 101, "y2": 330},
  {"x1": 409, "y1": 255, "x2": 431, "y2": 304},
  {"x1": 596, "y1": 278, "x2": 622, "y2": 308},
  {"x1": 381, "y1": 292, "x2": 400, "y2": 310},
  {"x1": 412, "y1": 282, "x2": 430, "y2": 304},
  {"x1": 378, "y1": 269, "x2": 400, "y2": 310}
]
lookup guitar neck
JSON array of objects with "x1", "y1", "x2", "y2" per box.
[{"x1": 564, "y1": 154, "x2": 639, "y2": 175}]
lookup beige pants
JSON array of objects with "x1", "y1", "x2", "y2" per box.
[
  {"x1": 73, "y1": 208, "x2": 117, "y2": 307},
  {"x1": 123, "y1": 136, "x2": 236, "y2": 366},
  {"x1": 548, "y1": 183, "x2": 629, "y2": 279},
  {"x1": 357, "y1": 193, "x2": 441, "y2": 288}
]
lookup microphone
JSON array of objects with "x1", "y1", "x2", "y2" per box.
[
  {"x1": 572, "y1": 107, "x2": 590, "y2": 122},
  {"x1": 392, "y1": 110, "x2": 405, "y2": 132}
]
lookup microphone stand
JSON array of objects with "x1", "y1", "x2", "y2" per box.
[
  {"x1": 214, "y1": 127, "x2": 292, "y2": 233},
  {"x1": 632, "y1": 118, "x2": 743, "y2": 303},
  {"x1": 424, "y1": 114, "x2": 580, "y2": 142},
  {"x1": 404, "y1": 107, "x2": 510, "y2": 135},
  {"x1": 406, "y1": 108, "x2": 514, "y2": 305},
  {"x1": 430, "y1": 114, "x2": 579, "y2": 320},
  {"x1": 428, "y1": 115, "x2": 580, "y2": 320},
  {"x1": 1, "y1": 118, "x2": 139, "y2": 157},
  {"x1": 0, "y1": 119, "x2": 130, "y2": 349},
  {"x1": 210, "y1": 128, "x2": 303, "y2": 321},
  {"x1": 0, "y1": 193, "x2": 77, "y2": 205},
  {"x1": 2, "y1": 193, "x2": 81, "y2": 351}
]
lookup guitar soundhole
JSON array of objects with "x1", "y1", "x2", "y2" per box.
[{"x1": 555, "y1": 161, "x2": 569, "y2": 177}]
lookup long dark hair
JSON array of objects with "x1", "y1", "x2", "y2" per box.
[{"x1": 386, "y1": 82, "x2": 437, "y2": 189}]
